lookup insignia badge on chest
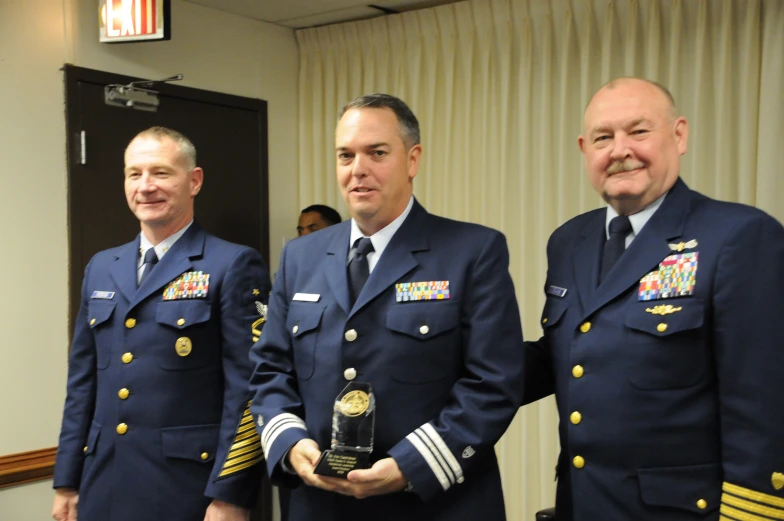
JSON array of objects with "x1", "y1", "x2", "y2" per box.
[
  {"x1": 638, "y1": 252, "x2": 699, "y2": 301},
  {"x1": 395, "y1": 281, "x2": 450, "y2": 302},
  {"x1": 163, "y1": 271, "x2": 210, "y2": 300}
]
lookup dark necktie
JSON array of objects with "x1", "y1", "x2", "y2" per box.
[
  {"x1": 139, "y1": 247, "x2": 159, "y2": 286},
  {"x1": 599, "y1": 215, "x2": 632, "y2": 284},
  {"x1": 348, "y1": 237, "x2": 374, "y2": 305}
]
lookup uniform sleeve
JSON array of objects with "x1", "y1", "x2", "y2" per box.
[
  {"x1": 53, "y1": 259, "x2": 98, "y2": 489},
  {"x1": 204, "y1": 247, "x2": 271, "y2": 508},
  {"x1": 387, "y1": 231, "x2": 526, "y2": 501},
  {"x1": 248, "y1": 244, "x2": 310, "y2": 486},
  {"x1": 714, "y1": 213, "x2": 784, "y2": 518}
]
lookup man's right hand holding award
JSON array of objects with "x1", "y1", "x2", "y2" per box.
[{"x1": 248, "y1": 95, "x2": 524, "y2": 521}]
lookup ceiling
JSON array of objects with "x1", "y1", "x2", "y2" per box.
[{"x1": 182, "y1": 0, "x2": 464, "y2": 29}]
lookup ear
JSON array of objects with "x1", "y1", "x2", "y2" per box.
[
  {"x1": 190, "y1": 167, "x2": 204, "y2": 196},
  {"x1": 577, "y1": 134, "x2": 586, "y2": 154},
  {"x1": 407, "y1": 144, "x2": 422, "y2": 181},
  {"x1": 673, "y1": 117, "x2": 689, "y2": 156}
]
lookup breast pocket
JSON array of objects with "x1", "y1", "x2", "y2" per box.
[
  {"x1": 386, "y1": 302, "x2": 460, "y2": 383},
  {"x1": 625, "y1": 299, "x2": 707, "y2": 390},
  {"x1": 87, "y1": 300, "x2": 117, "y2": 369},
  {"x1": 155, "y1": 300, "x2": 217, "y2": 370},
  {"x1": 286, "y1": 303, "x2": 326, "y2": 380}
]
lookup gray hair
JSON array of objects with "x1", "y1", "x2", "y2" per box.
[
  {"x1": 129, "y1": 126, "x2": 197, "y2": 170},
  {"x1": 339, "y1": 93, "x2": 421, "y2": 150}
]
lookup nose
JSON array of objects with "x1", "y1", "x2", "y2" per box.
[
  {"x1": 350, "y1": 153, "x2": 369, "y2": 178},
  {"x1": 138, "y1": 172, "x2": 157, "y2": 193},
  {"x1": 609, "y1": 133, "x2": 633, "y2": 160}
]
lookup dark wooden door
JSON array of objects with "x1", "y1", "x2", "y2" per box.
[{"x1": 63, "y1": 64, "x2": 272, "y2": 521}]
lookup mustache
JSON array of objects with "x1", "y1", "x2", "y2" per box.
[{"x1": 607, "y1": 160, "x2": 644, "y2": 175}]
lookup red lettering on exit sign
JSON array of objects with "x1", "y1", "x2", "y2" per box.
[{"x1": 99, "y1": 0, "x2": 170, "y2": 43}]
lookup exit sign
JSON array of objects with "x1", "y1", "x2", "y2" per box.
[{"x1": 99, "y1": 0, "x2": 170, "y2": 43}]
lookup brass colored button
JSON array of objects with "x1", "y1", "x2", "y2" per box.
[
  {"x1": 83, "y1": 446, "x2": 88, "y2": 453},
  {"x1": 125, "y1": 318, "x2": 137, "y2": 329},
  {"x1": 345, "y1": 329, "x2": 358, "y2": 342},
  {"x1": 177, "y1": 318, "x2": 185, "y2": 326},
  {"x1": 657, "y1": 323, "x2": 668, "y2": 333},
  {"x1": 116, "y1": 423, "x2": 128, "y2": 435},
  {"x1": 121, "y1": 352, "x2": 134, "y2": 364},
  {"x1": 570, "y1": 411, "x2": 582, "y2": 425},
  {"x1": 175, "y1": 337, "x2": 192, "y2": 357},
  {"x1": 580, "y1": 322, "x2": 591, "y2": 333},
  {"x1": 344, "y1": 368, "x2": 357, "y2": 380},
  {"x1": 90, "y1": 318, "x2": 96, "y2": 326},
  {"x1": 419, "y1": 325, "x2": 430, "y2": 335},
  {"x1": 542, "y1": 318, "x2": 548, "y2": 324},
  {"x1": 573, "y1": 456, "x2": 585, "y2": 469},
  {"x1": 118, "y1": 388, "x2": 130, "y2": 400},
  {"x1": 696, "y1": 499, "x2": 707, "y2": 510},
  {"x1": 200, "y1": 452, "x2": 209, "y2": 460},
  {"x1": 572, "y1": 365, "x2": 584, "y2": 378},
  {"x1": 292, "y1": 325, "x2": 299, "y2": 335}
]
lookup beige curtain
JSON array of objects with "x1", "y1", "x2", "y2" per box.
[{"x1": 296, "y1": 0, "x2": 784, "y2": 518}]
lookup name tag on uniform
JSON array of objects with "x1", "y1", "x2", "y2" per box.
[
  {"x1": 90, "y1": 291, "x2": 115, "y2": 300},
  {"x1": 546, "y1": 285, "x2": 567, "y2": 298},
  {"x1": 293, "y1": 293, "x2": 320, "y2": 302}
]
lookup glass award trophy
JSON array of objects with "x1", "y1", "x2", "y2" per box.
[{"x1": 314, "y1": 381, "x2": 375, "y2": 478}]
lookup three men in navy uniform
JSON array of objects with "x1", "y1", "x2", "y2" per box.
[
  {"x1": 249, "y1": 94, "x2": 525, "y2": 520},
  {"x1": 52, "y1": 127, "x2": 271, "y2": 521},
  {"x1": 524, "y1": 78, "x2": 784, "y2": 520}
]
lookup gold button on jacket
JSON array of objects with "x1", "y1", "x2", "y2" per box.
[
  {"x1": 125, "y1": 318, "x2": 136, "y2": 329},
  {"x1": 116, "y1": 423, "x2": 128, "y2": 435}
]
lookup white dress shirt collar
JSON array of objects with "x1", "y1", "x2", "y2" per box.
[
  {"x1": 138, "y1": 220, "x2": 194, "y2": 269},
  {"x1": 349, "y1": 196, "x2": 414, "y2": 273},
  {"x1": 605, "y1": 192, "x2": 667, "y2": 248}
]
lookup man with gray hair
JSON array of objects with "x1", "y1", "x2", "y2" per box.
[
  {"x1": 249, "y1": 94, "x2": 525, "y2": 520},
  {"x1": 52, "y1": 127, "x2": 271, "y2": 521}
]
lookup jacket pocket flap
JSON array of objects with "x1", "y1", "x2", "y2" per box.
[
  {"x1": 386, "y1": 302, "x2": 459, "y2": 338},
  {"x1": 161, "y1": 424, "x2": 220, "y2": 463},
  {"x1": 286, "y1": 304, "x2": 326, "y2": 337},
  {"x1": 638, "y1": 463, "x2": 720, "y2": 513},
  {"x1": 541, "y1": 298, "x2": 569, "y2": 328},
  {"x1": 625, "y1": 300, "x2": 705, "y2": 336},
  {"x1": 156, "y1": 300, "x2": 212, "y2": 329},
  {"x1": 87, "y1": 301, "x2": 117, "y2": 328}
]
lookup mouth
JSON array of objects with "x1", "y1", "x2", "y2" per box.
[{"x1": 350, "y1": 187, "x2": 375, "y2": 194}]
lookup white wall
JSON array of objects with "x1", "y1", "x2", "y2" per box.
[{"x1": 0, "y1": 0, "x2": 298, "y2": 516}]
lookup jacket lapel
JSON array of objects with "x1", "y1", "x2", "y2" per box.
[
  {"x1": 109, "y1": 238, "x2": 142, "y2": 303},
  {"x1": 583, "y1": 179, "x2": 693, "y2": 319},
  {"x1": 128, "y1": 223, "x2": 205, "y2": 310},
  {"x1": 570, "y1": 211, "x2": 606, "y2": 313},
  {"x1": 324, "y1": 223, "x2": 353, "y2": 316},
  {"x1": 350, "y1": 201, "x2": 426, "y2": 317}
]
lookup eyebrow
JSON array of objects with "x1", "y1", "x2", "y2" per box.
[
  {"x1": 590, "y1": 118, "x2": 651, "y2": 136},
  {"x1": 336, "y1": 142, "x2": 389, "y2": 151}
]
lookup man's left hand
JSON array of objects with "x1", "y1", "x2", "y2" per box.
[
  {"x1": 203, "y1": 499, "x2": 250, "y2": 521},
  {"x1": 321, "y1": 457, "x2": 408, "y2": 499}
]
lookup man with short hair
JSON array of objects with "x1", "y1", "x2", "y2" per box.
[
  {"x1": 524, "y1": 78, "x2": 784, "y2": 520},
  {"x1": 52, "y1": 127, "x2": 271, "y2": 521},
  {"x1": 250, "y1": 94, "x2": 524, "y2": 521},
  {"x1": 297, "y1": 204, "x2": 342, "y2": 236}
]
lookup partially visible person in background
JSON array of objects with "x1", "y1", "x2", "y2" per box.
[{"x1": 296, "y1": 204, "x2": 342, "y2": 236}]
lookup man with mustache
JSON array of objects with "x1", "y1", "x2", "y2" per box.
[
  {"x1": 249, "y1": 94, "x2": 524, "y2": 521},
  {"x1": 524, "y1": 78, "x2": 784, "y2": 520},
  {"x1": 52, "y1": 127, "x2": 271, "y2": 521}
]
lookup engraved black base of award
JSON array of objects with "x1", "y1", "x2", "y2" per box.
[
  {"x1": 313, "y1": 381, "x2": 375, "y2": 479},
  {"x1": 314, "y1": 449, "x2": 370, "y2": 478}
]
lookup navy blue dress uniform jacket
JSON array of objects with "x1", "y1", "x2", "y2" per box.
[
  {"x1": 249, "y1": 200, "x2": 525, "y2": 521},
  {"x1": 53, "y1": 223, "x2": 271, "y2": 521},
  {"x1": 523, "y1": 179, "x2": 784, "y2": 521}
]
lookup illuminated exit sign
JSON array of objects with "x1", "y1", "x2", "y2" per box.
[{"x1": 99, "y1": 0, "x2": 170, "y2": 43}]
